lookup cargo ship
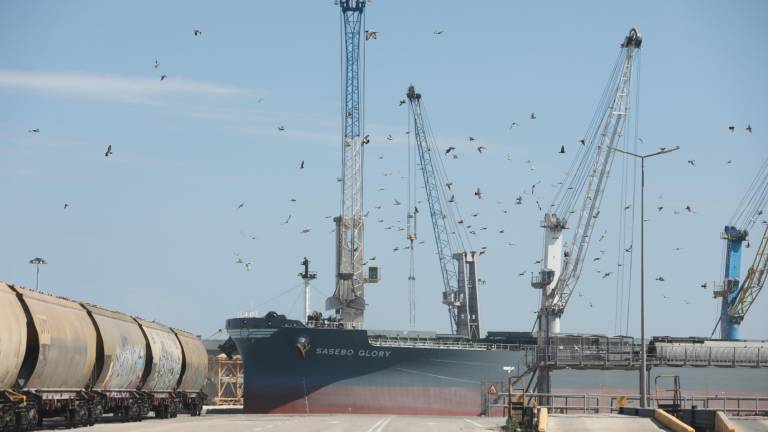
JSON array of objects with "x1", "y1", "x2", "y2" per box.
[{"x1": 225, "y1": 312, "x2": 535, "y2": 415}]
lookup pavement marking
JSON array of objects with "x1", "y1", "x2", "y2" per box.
[
  {"x1": 366, "y1": 417, "x2": 387, "y2": 432},
  {"x1": 464, "y1": 418, "x2": 484, "y2": 428}
]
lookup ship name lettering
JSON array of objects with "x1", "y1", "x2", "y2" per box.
[
  {"x1": 358, "y1": 349, "x2": 391, "y2": 358},
  {"x1": 313, "y1": 347, "x2": 391, "y2": 358}
]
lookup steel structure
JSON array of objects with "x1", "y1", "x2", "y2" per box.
[
  {"x1": 327, "y1": 0, "x2": 373, "y2": 326},
  {"x1": 715, "y1": 156, "x2": 768, "y2": 339},
  {"x1": 406, "y1": 85, "x2": 480, "y2": 339},
  {"x1": 532, "y1": 28, "x2": 642, "y2": 337}
]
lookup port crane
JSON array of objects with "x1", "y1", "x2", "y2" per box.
[
  {"x1": 326, "y1": 0, "x2": 378, "y2": 327},
  {"x1": 714, "y1": 156, "x2": 768, "y2": 339},
  {"x1": 532, "y1": 28, "x2": 642, "y2": 338},
  {"x1": 406, "y1": 85, "x2": 480, "y2": 339}
]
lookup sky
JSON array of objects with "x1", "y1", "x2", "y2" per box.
[{"x1": 1, "y1": 1, "x2": 766, "y2": 340}]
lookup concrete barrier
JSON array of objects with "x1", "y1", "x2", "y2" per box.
[
  {"x1": 714, "y1": 411, "x2": 736, "y2": 432},
  {"x1": 537, "y1": 407, "x2": 548, "y2": 432},
  {"x1": 654, "y1": 409, "x2": 694, "y2": 432}
]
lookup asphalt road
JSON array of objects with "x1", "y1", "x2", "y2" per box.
[
  {"x1": 730, "y1": 418, "x2": 768, "y2": 432},
  {"x1": 80, "y1": 414, "x2": 506, "y2": 432}
]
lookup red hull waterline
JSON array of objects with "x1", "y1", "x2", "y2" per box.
[{"x1": 246, "y1": 386, "x2": 483, "y2": 416}]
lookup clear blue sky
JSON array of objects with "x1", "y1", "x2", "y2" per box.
[{"x1": 1, "y1": 1, "x2": 766, "y2": 339}]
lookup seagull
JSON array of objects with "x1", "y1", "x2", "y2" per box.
[
  {"x1": 657, "y1": 206, "x2": 664, "y2": 212},
  {"x1": 243, "y1": 262, "x2": 253, "y2": 272},
  {"x1": 299, "y1": 160, "x2": 305, "y2": 169},
  {"x1": 361, "y1": 135, "x2": 370, "y2": 145},
  {"x1": 684, "y1": 205, "x2": 694, "y2": 213},
  {"x1": 301, "y1": 228, "x2": 311, "y2": 234},
  {"x1": 579, "y1": 139, "x2": 586, "y2": 145},
  {"x1": 559, "y1": 145, "x2": 566, "y2": 154},
  {"x1": 588, "y1": 302, "x2": 593, "y2": 308},
  {"x1": 193, "y1": 28, "x2": 203, "y2": 36},
  {"x1": 700, "y1": 282, "x2": 708, "y2": 289},
  {"x1": 624, "y1": 204, "x2": 632, "y2": 211},
  {"x1": 534, "y1": 259, "x2": 542, "y2": 264},
  {"x1": 160, "y1": 75, "x2": 167, "y2": 81},
  {"x1": 154, "y1": 59, "x2": 160, "y2": 68},
  {"x1": 445, "y1": 146, "x2": 456, "y2": 155},
  {"x1": 474, "y1": 187, "x2": 482, "y2": 199},
  {"x1": 393, "y1": 199, "x2": 401, "y2": 206},
  {"x1": 517, "y1": 271, "x2": 526, "y2": 276},
  {"x1": 445, "y1": 182, "x2": 453, "y2": 190},
  {"x1": 386, "y1": 134, "x2": 393, "y2": 141},
  {"x1": 536, "y1": 200, "x2": 542, "y2": 211},
  {"x1": 655, "y1": 276, "x2": 665, "y2": 282},
  {"x1": 63, "y1": 203, "x2": 69, "y2": 209},
  {"x1": 530, "y1": 112, "x2": 536, "y2": 120},
  {"x1": 237, "y1": 202, "x2": 245, "y2": 210},
  {"x1": 477, "y1": 145, "x2": 487, "y2": 153},
  {"x1": 468, "y1": 136, "x2": 476, "y2": 142},
  {"x1": 727, "y1": 160, "x2": 733, "y2": 165},
  {"x1": 104, "y1": 145, "x2": 113, "y2": 158},
  {"x1": 602, "y1": 272, "x2": 612, "y2": 279},
  {"x1": 471, "y1": 212, "x2": 479, "y2": 217},
  {"x1": 728, "y1": 125, "x2": 735, "y2": 132},
  {"x1": 593, "y1": 257, "x2": 601, "y2": 262},
  {"x1": 687, "y1": 160, "x2": 696, "y2": 167},
  {"x1": 448, "y1": 195, "x2": 455, "y2": 203},
  {"x1": 399, "y1": 99, "x2": 406, "y2": 106},
  {"x1": 365, "y1": 29, "x2": 378, "y2": 40},
  {"x1": 433, "y1": 30, "x2": 444, "y2": 35},
  {"x1": 277, "y1": 126, "x2": 286, "y2": 131},
  {"x1": 746, "y1": 124, "x2": 752, "y2": 134},
  {"x1": 510, "y1": 122, "x2": 519, "y2": 129},
  {"x1": 282, "y1": 215, "x2": 292, "y2": 225},
  {"x1": 392, "y1": 246, "x2": 400, "y2": 252},
  {"x1": 515, "y1": 196, "x2": 523, "y2": 205},
  {"x1": 28, "y1": 128, "x2": 40, "y2": 133},
  {"x1": 624, "y1": 245, "x2": 632, "y2": 253}
]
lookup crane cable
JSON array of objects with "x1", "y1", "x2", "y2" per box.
[{"x1": 730, "y1": 155, "x2": 768, "y2": 233}]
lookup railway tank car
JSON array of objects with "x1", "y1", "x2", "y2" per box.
[
  {"x1": 649, "y1": 336, "x2": 768, "y2": 366},
  {"x1": 0, "y1": 282, "x2": 208, "y2": 431}
]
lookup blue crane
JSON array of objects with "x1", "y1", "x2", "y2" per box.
[
  {"x1": 406, "y1": 85, "x2": 480, "y2": 339},
  {"x1": 326, "y1": 0, "x2": 378, "y2": 327},
  {"x1": 714, "y1": 156, "x2": 768, "y2": 339}
]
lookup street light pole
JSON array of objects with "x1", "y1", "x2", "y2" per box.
[
  {"x1": 29, "y1": 257, "x2": 48, "y2": 291},
  {"x1": 609, "y1": 145, "x2": 679, "y2": 408}
]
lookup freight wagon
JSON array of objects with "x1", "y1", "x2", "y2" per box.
[{"x1": 0, "y1": 282, "x2": 207, "y2": 430}]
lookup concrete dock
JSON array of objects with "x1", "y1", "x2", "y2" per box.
[{"x1": 547, "y1": 414, "x2": 669, "y2": 431}]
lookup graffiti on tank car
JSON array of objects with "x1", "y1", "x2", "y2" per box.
[
  {"x1": 102, "y1": 336, "x2": 145, "y2": 388},
  {"x1": 148, "y1": 331, "x2": 181, "y2": 389}
]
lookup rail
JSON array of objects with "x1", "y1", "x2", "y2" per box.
[
  {"x1": 485, "y1": 391, "x2": 768, "y2": 417},
  {"x1": 369, "y1": 336, "x2": 536, "y2": 352}
]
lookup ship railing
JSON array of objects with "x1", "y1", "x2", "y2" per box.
[
  {"x1": 369, "y1": 337, "x2": 536, "y2": 352},
  {"x1": 486, "y1": 391, "x2": 768, "y2": 417},
  {"x1": 306, "y1": 320, "x2": 361, "y2": 330}
]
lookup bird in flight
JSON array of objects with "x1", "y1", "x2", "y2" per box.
[
  {"x1": 277, "y1": 126, "x2": 286, "y2": 131},
  {"x1": 399, "y1": 99, "x2": 406, "y2": 106},
  {"x1": 655, "y1": 276, "x2": 665, "y2": 282},
  {"x1": 468, "y1": 136, "x2": 476, "y2": 142},
  {"x1": 28, "y1": 128, "x2": 40, "y2": 133},
  {"x1": 728, "y1": 125, "x2": 735, "y2": 132},
  {"x1": 365, "y1": 29, "x2": 378, "y2": 40},
  {"x1": 746, "y1": 124, "x2": 752, "y2": 134},
  {"x1": 684, "y1": 205, "x2": 694, "y2": 213},
  {"x1": 301, "y1": 228, "x2": 311, "y2": 234},
  {"x1": 559, "y1": 145, "x2": 566, "y2": 154},
  {"x1": 477, "y1": 145, "x2": 487, "y2": 153},
  {"x1": 700, "y1": 282, "x2": 708, "y2": 289},
  {"x1": 154, "y1": 59, "x2": 160, "y2": 69},
  {"x1": 517, "y1": 271, "x2": 526, "y2": 277},
  {"x1": 386, "y1": 134, "x2": 393, "y2": 141},
  {"x1": 160, "y1": 75, "x2": 167, "y2": 81},
  {"x1": 104, "y1": 145, "x2": 113, "y2": 158},
  {"x1": 63, "y1": 203, "x2": 69, "y2": 209},
  {"x1": 657, "y1": 206, "x2": 664, "y2": 212},
  {"x1": 282, "y1": 215, "x2": 292, "y2": 225},
  {"x1": 509, "y1": 122, "x2": 519, "y2": 129},
  {"x1": 193, "y1": 28, "x2": 203, "y2": 36},
  {"x1": 445, "y1": 146, "x2": 456, "y2": 155},
  {"x1": 687, "y1": 160, "x2": 696, "y2": 167},
  {"x1": 300, "y1": 160, "x2": 305, "y2": 169},
  {"x1": 530, "y1": 112, "x2": 537, "y2": 120},
  {"x1": 602, "y1": 272, "x2": 613, "y2": 279},
  {"x1": 237, "y1": 202, "x2": 245, "y2": 210},
  {"x1": 393, "y1": 199, "x2": 401, "y2": 206},
  {"x1": 579, "y1": 139, "x2": 586, "y2": 145}
]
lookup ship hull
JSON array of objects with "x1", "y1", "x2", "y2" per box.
[{"x1": 227, "y1": 316, "x2": 528, "y2": 415}]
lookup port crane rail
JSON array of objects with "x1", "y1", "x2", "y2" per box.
[
  {"x1": 533, "y1": 28, "x2": 642, "y2": 335},
  {"x1": 406, "y1": 85, "x2": 480, "y2": 339},
  {"x1": 715, "y1": 155, "x2": 768, "y2": 339}
]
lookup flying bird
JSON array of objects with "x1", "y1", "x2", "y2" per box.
[
  {"x1": 746, "y1": 124, "x2": 752, "y2": 134},
  {"x1": 445, "y1": 146, "x2": 456, "y2": 155},
  {"x1": 655, "y1": 276, "x2": 665, "y2": 282},
  {"x1": 193, "y1": 28, "x2": 203, "y2": 36},
  {"x1": 700, "y1": 282, "x2": 708, "y2": 289},
  {"x1": 393, "y1": 199, "x2": 401, "y2": 206},
  {"x1": 684, "y1": 205, "x2": 694, "y2": 213},
  {"x1": 28, "y1": 128, "x2": 40, "y2": 133},
  {"x1": 477, "y1": 145, "x2": 487, "y2": 153},
  {"x1": 237, "y1": 202, "x2": 245, "y2": 210},
  {"x1": 153, "y1": 59, "x2": 159, "y2": 69},
  {"x1": 687, "y1": 160, "x2": 696, "y2": 167},
  {"x1": 277, "y1": 126, "x2": 286, "y2": 131},
  {"x1": 160, "y1": 75, "x2": 167, "y2": 81},
  {"x1": 657, "y1": 206, "x2": 664, "y2": 212},
  {"x1": 301, "y1": 228, "x2": 311, "y2": 234},
  {"x1": 365, "y1": 29, "x2": 378, "y2": 40},
  {"x1": 433, "y1": 30, "x2": 444, "y2": 35},
  {"x1": 282, "y1": 215, "x2": 292, "y2": 225},
  {"x1": 602, "y1": 272, "x2": 613, "y2": 279},
  {"x1": 728, "y1": 125, "x2": 735, "y2": 132},
  {"x1": 530, "y1": 112, "x2": 536, "y2": 120},
  {"x1": 299, "y1": 160, "x2": 305, "y2": 169},
  {"x1": 63, "y1": 203, "x2": 69, "y2": 209},
  {"x1": 579, "y1": 139, "x2": 585, "y2": 145},
  {"x1": 517, "y1": 271, "x2": 526, "y2": 276},
  {"x1": 386, "y1": 134, "x2": 393, "y2": 141},
  {"x1": 399, "y1": 99, "x2": 406, "y2": 106},
  {"x1": 468, "y1": 136, "x2": 476, "y2": 142},
  {"x1": 509, "y1": 122, "x2": 519, "y2": 129},
  {"x1": 474, "y1": 188, "x2": 482, "y2": 199},
  {"x1": 104, "y1": 145, "x2": 113, "y2": 158},
  {"x1": 559, "y1": 145, "x2": 566, "y2": 154}
]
